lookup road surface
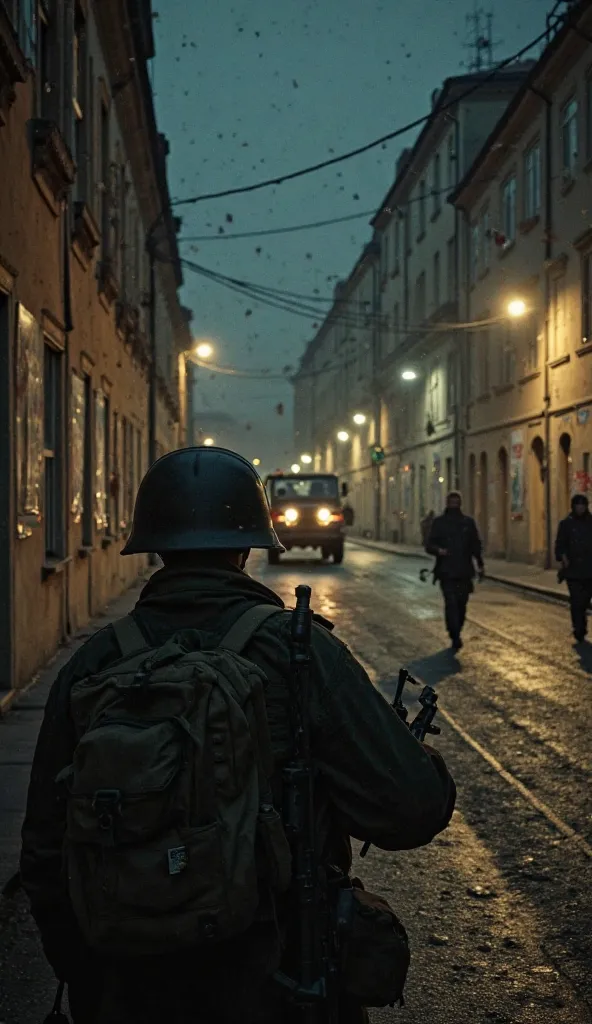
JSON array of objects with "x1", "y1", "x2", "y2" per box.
[{"x1": 0, "y1": 542, "x2": 590, "y2": 1023}]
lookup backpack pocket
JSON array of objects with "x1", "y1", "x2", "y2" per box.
[
  {"x1": 337, "y1": 885, "x2": 410, "y2": 1007},
  {"x1": 66, "y1": 717, "x2": 190, "y2": 844}
]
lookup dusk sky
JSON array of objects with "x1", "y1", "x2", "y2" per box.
[{"x1": 152, "y1": 0, "x2": 551, "y2": 473}]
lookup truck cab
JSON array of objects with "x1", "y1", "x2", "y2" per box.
[{"x1": 264, "y1": 472, "x2": 349, "y2": 565}]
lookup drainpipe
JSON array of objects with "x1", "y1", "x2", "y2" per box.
[
  {"x1": 453, "y1": 113, "x2": 463, "y2": 493},
  {"x1": 372, "y1": 252, "x2": 382, "y2": 540},
  {"x1": 147, "y1": 235, "x2": 157, "y2": 567},
  {"x1": 542, "y1": 94, "x2": 553, "y2": 569},
  {"x1": 62, "y1": 193, "x2": 74, "y2": 639}
]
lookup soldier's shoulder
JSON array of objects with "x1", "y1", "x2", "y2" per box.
[{"x1": 57, "y1": 621, "x2": 122, "y2": 688}]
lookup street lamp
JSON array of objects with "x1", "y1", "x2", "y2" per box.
[
  {"x1": 195, "y1": 341, "x2": 214, "y2": 360},
  {"x1": 301, "y1": 453, "x2": 313, "y2": 464},
  {"x1": 401, "y1": 370, "x2": 417, "y2": 381},
  {"x1": 507, "y1": 298, "x2": 527, "y2": 318},
  {"x1": 253, "y1": 458, "x2": 261, "y2": 466},
  {"x1": 290, "y1": 463, "x2": 301, "y2": 473},
  {"x1": 337, "y1": 430, "x2": 350, "y2": 442},
  {"x1": 203, "y1": 437, "x2": 214, "y2": 446},
  {"x1": 353, "y1": 413, "x2": 366, "y2": 425}
]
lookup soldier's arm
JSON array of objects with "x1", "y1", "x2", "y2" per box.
[
  {"x1": 554, "y1": 520, "x2": 567, "y2": 563},
  {"x1": 312, "y1": 641, "x2": 456, "y2": 851},
  {"x1": 425, "y1": 520, "x2": 443, "y2": 556}
]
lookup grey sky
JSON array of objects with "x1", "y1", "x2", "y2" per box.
[{"x1": 152, "y1": 0, "x2": 550, "y2": 472}]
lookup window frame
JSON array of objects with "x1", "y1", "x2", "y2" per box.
[
  {"x1": 560, "y1": 96, "x2": 578, "y2": 176},
  {"x1": 523, "y1": 140, "x2": 541, "y2": 220},
  {"x1": 43, "y1": 338, "x2": 64, "y2": 560},
  {"x1": 501, "y1": 175, "x2": 517, "y2": 245}
]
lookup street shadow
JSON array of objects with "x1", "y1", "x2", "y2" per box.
[
  {"x1": 406, "y1": 647, "x2": 462, "y2": 688},
  {"x1": 574, "y1": 639, "x2": 592, "y2": 674}
]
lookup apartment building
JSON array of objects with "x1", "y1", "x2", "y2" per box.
[
  {"x1": 0, "y1": 0, "x2": 191, "y2": 696},
  {"x1": 451, "y1": 0, "x2": 592, "y2": 564}
]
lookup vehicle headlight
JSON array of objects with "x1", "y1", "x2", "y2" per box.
[
  {"x1": 284, "y1": 507, "x2": 299, "y2": 524},
  {"x1": 316, "y1": 507, "x2": 332, "y2": 524}
]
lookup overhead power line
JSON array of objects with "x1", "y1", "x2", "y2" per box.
[
  {"x1": 179, "y1": 209, "x2": 376, "y2": 242},
  {"x1": 170, "y1": 26, "x2": 549, "y2": 209}
]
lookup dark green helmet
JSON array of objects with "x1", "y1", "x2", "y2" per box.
[{"x1": 121, "y1": 446, "x2": 284, "y2": 555}]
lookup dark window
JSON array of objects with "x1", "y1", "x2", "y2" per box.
[
  {"x1": 100, "y1": 99, "x2": 110, "y2": 259},
  {"x1": 82, "y1": 374, "x2": 93, "y2": 545},
  {"x1": 44, "y1": 342, "x2": 63, "y2": 558},
  {"x1": 73, "y1": 4, "x2": 88, "y2": 200}
]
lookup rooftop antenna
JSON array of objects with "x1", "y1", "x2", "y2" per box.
[{"x1": 463, "y1": 5, "x2": 502, "y2": 72}]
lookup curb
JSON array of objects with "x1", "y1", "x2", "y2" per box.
[{"x1": 347, "y1": 537, "x2": 569, "y2": 605}]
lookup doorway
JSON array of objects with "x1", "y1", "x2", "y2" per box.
[
  {"x1": 530, "y1": 437, "x2": 545, "y2": 559},
  {"x1": 558, "y1": 432, "x2": 572, "y2": 519},
  {"x1": 478, "y1": 451, "x2": 488, "y2": 546},
  {"x1": 0, "y1": 291, "x2": 13, "y2": 691},
  {"x1": 498, "y1": 446, "x2": 509, "y2": 554}
]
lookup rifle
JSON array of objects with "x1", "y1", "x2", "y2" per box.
[
  {"x1": 275, "y1": 585, "x2": 334, "y2": 1021},
  {"x1": 359, "y1": 669, "x2": 440, "y2": 859}
]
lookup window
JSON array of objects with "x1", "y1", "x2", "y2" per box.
[
  {"x1": 583, "y1": 253, "x2": 592, "y2": 344},
  {"x1": 446, "y1": 351, "x2": 456, "y2": 412},
  {"x1": 433, "y1": 251, "x2": 440, "y2": 310},
  {"x1": 501, "y1": 328, "x2": 515, "y2": 385},
  {"x1": 14, "y1": 0, "x2": 36, "y2": 64},
  {"x1": 38, "y1": 1, "x2": 51, "y2": 117},
  {"x1": 418, "y1": 180, "x2": 426, "y2": 238},
  {"x1": 43, "y1": 342, "x2": 63, "y2": 558},
  {"x1": 519, "y1": 313, "x2": 538, "y2": 371},
  {"x1": 382, "y1": 234, "x2": 389, "y2": 279},
  {"x1": 394, "y1": 216, "x2": 401, "y2": 268},
  {"x1": 550, "y1": 274, "x2": 566, "y2": 359},
  {"x1": 99, "y1": 98, "x2": 110, "y2": 258},
  {"x1": 72, "y1": 4, "x2": 88, "y2": 201},
  {"x1": 82, "y1": 374, "x2": 93, "y2": 545},
  {"x1": 447, "y1": 134, "x2": 456, "y2": 187},
  {"x1": 524, "y1": 142, "x2": 541, "y2": 220},
  {"x1": 447, "y1": 237, "x2": 456, "y2": 302},
  {"x1": 501, "y1": 176, "x2": 516, "y2": 245},
  {"x1": 415, "y1": 272, "x2": 426, "y2": 322},
  {"x1": 470, "y1": 222, "x2": 480, "y2": 285},
  {"x1": 561, "y1": 98, "x2": 578, "y2": 176},
  {"x1": 432, "y1": 153, "x2": 441, "y2": 216},
  {"x1": 479, "y1": 329, "x2": 490, "y2": 394},
  {"x1": 94, "y1": 390, "x2": 109, "y2": 530},
  {"x1": 481, "y1": 208, "x2": 491, "y2": 270}
]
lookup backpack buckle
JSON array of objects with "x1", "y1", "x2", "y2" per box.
[{"x1": 92, "y1": 789, "x2": 121, "y2": 830}]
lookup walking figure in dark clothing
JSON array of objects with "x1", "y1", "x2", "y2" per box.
[
  {"x1": 425, "y1": 491, "x2": 485, "y2": 652},
  {"x1": 555, "y1": 493, "x2": 592, "y2": 643}
]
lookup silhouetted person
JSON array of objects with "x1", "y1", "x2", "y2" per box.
[
  {"x1": 555, "y1": 493, "x2": 592, "y2": 643},
  {"x1": 425, "y1": 491, "x2": 484, "y2": 652}
]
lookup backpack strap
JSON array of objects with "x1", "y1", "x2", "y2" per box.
[
  {"x1": 219, "y1": 605, "x2": 283, "y2": 654},
  {"x1": 111, "y1": 614, "x2": 149, "y2": 658}
]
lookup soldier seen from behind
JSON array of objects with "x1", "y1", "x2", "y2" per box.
[
  {"x1": 21, "y1": 446, "x2": 456, "y2": 1024},
  {"x1": 426, "y1": 490, "x2": 485, "y2": 652},
  {"x1": 555, "y1": 492, "x2": 592, "y2": 643}
]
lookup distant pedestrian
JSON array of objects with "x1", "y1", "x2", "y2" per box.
[
  {"x1": 425, "y1": 491, "x2": 485, "y2": 652},
  {"x1": 420, "y1": 510, "x2": 435, "y2": 547},
  {"x1": 554, "y1": 493, "x2": 592, "y2": 643}
]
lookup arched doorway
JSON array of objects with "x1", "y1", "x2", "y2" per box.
[
  {"x1": 530, "y1": 437, "x2": 545, "y2": 560},
  {"x1": 558, "y1": 433, "x2": 572, "y2": 519},
  {"x1": 498, "y1": 447, "x2": 509, "y2": 554},
  {"x1": 468, "y1": 453, "x2": 476, "y2": 516},
  {"x1": 479, "y1": 451, "x2": 488, "y2": 546}
]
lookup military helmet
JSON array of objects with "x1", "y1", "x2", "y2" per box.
[{"x1": 121, "y1": 446, "x2": 284, "y2": 555}]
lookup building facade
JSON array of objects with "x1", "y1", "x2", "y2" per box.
[
  {"x1": 294, "y1": 64, "x2": 533, "y2": 544},
  {"x1": 0, "y1": 0, "x2": 190, "y2": 698},
  {"x1": 452, "y1": 0, "x2": 592, "y2": 565}
]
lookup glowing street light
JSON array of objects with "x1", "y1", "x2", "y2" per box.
[
  {"x1": 203, "y1": 437, "x2": 215, "y2": 446},
  {"x1": 401, "y1": 370, "x2": 417, "y2": 381},
  {"x1": 353, "y1": 413, "x2": 366, "y2": 425},
  {"x1": 195, "y1": 341, "x2": 214, "y2": 360},
  {"x1": 290, "y1": 463, "x2": 301, "y2": 473},
  {"x1": 507, "y1": 298, "x2": 527, "y2": 318},
  {"x1": 337, "y1": 430, "x2": 350, "y2": 442},
  {"x1": 253, "y1": 458, "x2": 261, "y2": 466},
  {"x1": 301, "y1": 453, "x2": 313, "y2": 464}
]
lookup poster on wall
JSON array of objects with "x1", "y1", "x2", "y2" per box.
[
  {"x1": 510, "y1": 429, "x2": 525, "y2": 519},
  {"x1": 94, "y1": 390, "x2": 108, "y2": 530},
  {"x1": 15, "y1": 304, "x2": 44, "y2": 536},
  {"x1": 71, "y1": 373, "x2": 86, "y2": 523}
]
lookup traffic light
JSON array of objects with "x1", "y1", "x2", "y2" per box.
[{"x1": 370, "y1": 445, "x2": 385, "y2": 464}]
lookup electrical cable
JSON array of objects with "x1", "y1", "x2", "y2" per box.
[
  {"x1": 179, "y1": 209, "x2": 376, "y2": 242},
  {"x1": 169, "y1": 27, "x2": 550, "y2": 209}
]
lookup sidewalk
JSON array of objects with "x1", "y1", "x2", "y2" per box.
[
  {"x1": 0, "y1": 569, "x2": 154, "y2": 891},
  {"x1": 347, "y1": 536, "x2": 568, "y2": 603}
]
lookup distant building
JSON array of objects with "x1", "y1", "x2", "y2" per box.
[{"x1": 0, "y1": 0, "x2": 191, "y2": 696}]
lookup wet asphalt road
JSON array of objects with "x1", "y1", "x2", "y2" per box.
[
  {"x1": 256, "y1": 543, "x2": 592, "y2": 1024},
  {"x1": 1, "y1": 542, "x2": 591, "y2": 1023}
]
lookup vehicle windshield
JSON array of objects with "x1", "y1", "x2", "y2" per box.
[{"x1": 268, "y1": 476, "x2": 339, "y2": 501}]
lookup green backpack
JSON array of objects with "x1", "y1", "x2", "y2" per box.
[{"x1": 56, "y1": 605, "x2": 293, "y2": 958}]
